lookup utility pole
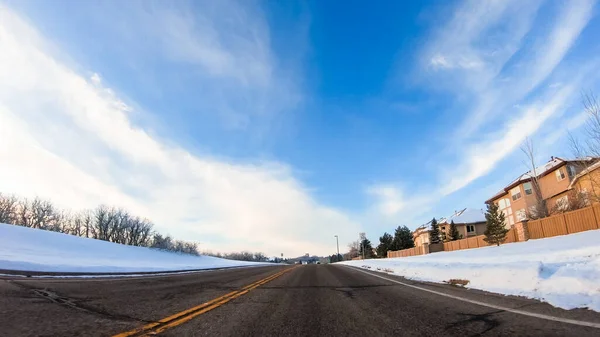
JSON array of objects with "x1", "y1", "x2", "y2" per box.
[
  {"x1": 334, "y1": 235, "x2": 340, "y2": 261},
  {"x1": 359, "y1": 232, "x2": 366, "y2": 260}
]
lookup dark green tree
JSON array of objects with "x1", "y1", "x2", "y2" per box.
[
  {"x1": 359, "y1": 238, "x2": 374, "y2": 259},
  {"x1": 329, "y1": 253, "x2": 343, "y2": 263},
  {"x1": 484, "y1": 202, "x2": 509, "y2": 246},
  {"x1": 449, "y1": 220, "x2": 461, "y2": 241},
  {"x1": 391, "y1": 225, "x2": 415, "y2": 250},
  {"x1": 376, "y1": 232, "x2": 393, "y2": 258},
  {"x1": 429, "y1": 218, "x2": 441, "y2": 244}
]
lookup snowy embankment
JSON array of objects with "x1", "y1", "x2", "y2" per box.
[
  {"x1": 341, "y1": 230, "x2": 600, "y2": 312},
  {"x1": 0, "y1": 223, "x2": 270, "y2": 275}
]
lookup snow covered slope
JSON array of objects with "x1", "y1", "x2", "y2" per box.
[
  {"x1": 341, "y1": 230, "x2": 600, "y2": 312},
  {"x1": 0, "y1": 223, "x2": 270, "y2": 274}
]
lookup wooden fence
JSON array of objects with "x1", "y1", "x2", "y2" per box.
[
  {"x1": 386, "y1": 204, "x2": 600, "y2": 259},
  {"x1": 442, "y1": 228, "x2": 517, "y2": 252},
  {"x1": 527, "y1": 204, "x2": 600, "y2": 239},
  {"x1": 387, "y1": 246, "x2": 424, "y2": 258}
]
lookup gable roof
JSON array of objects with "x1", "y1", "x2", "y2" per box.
[
  {"x1": 568, "y1": 160, "x2": 600, "y2": 189},
  {"x1": 486, "y1": 156, "x2": 599, "y2": 203},
  {"x1": 439, "y1": 208, "x2": 486, "y2": 225}
]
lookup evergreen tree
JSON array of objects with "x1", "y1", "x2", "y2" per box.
[
  {"x1": 391, "y1": 225, "x2": 415, "y2": 250},
  {"x1": 484, "y1": 202, "x2": 509, "y2": 246},
  {"x1": 359, "y1": 238, "x2": 374, "y2": 259},
  {"x1": 330, "y1": 253, "x2": 343, "y2": 263},
  {"x1": 429, "y1": 218, "x2": 441, "y2": 244},
  {"x1": 376, "y1": 232, "x2": 393, "y2": 258},
  {"x1": 449, "y1": 220, "x2": 461, "y2": 241}
]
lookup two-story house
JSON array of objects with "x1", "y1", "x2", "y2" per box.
[
  {"x1": 486, "y1": 156, "x2": 600, "y2": 227},
  {"x1": 412, "y1": 225, "x2": 430, "y2": 247},
  {"x1": 413, "y1": 208, "x2": 486, "y2": 247},
  {"x1": 438, "y1": 208, "x2": 487, "y2": 239}
]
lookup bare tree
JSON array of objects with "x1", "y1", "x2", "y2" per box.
[
  {"x1": 566, "y1": 91, "x2": 600, "y2": 202},
  {"x1": 345, "y1": 240, "x2": 359, "y2": 259},
  {"x1": 521, "y1": 137, "x2": 548, "y2": 219},
  {"x1": 0, "y1": 193, "x2": 18, "y2": 224},
  {"x1": 69, "y1": 210, "x2": 94, "y2": 237},
  {"x1": 582, "y1": 91, "x2": 600, "y2": 156},
  {"x1": 2, "y1": 192, "x2": 201, "y2": 256},
  {"x1": 568, "y1": 132, "x2": 600, "y2": 203},
  {"x1": 15, "y1": 198, "x2": 34, "y2": 228}
]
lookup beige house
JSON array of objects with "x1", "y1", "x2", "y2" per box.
[
  {"x1": 438, "y1": 208, "x2": 487, "y2": 239},
  {"x1": 412, "y1": 225, "x2": 430, "y2": 247},
  {"x1": 413, "y1": 208, "x2": 487, "y2": 247},
  {"x1": 486, "y1": 156, "x2": 600, "y2": 226}
]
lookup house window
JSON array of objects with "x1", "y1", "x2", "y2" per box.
[
  {"x1": 511, "y1": 187, "x2": 522, "y2": 201},
  {"x1": 441, "y1": 226, "x2": 446, "y2": 231},
  {"x1": 556, "y1": 169, "x2": 566, "y2": 181},
  {"x1": 498, "y1": 198, "x2": 510, "y2": 209},
  {"x1": 567, "y1": 165, "x2": 577, "y2": 178},
  {"x1": 466, "y1": 225, "x2": 475, "y2": 233},
  {"x1": 516, "y1": 209, "x2": 527, "y2": 221},
  {"x1": 523, "y1": 182, "x2": 533, "y2": 195}
]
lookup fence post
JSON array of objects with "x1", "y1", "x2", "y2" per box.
[
  {"x1": 562, "y1": 213, "x2": 568, "y2": 234},
  {"x1": 592, "y1": 205, "x2": 600, "y2": 229},
  {"x1": 540, "y1": 219, "x2": 545, "y2": 238}
]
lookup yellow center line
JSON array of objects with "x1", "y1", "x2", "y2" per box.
[{"x1": 112, "y1": 266, "x2": 298, "y2": 337}]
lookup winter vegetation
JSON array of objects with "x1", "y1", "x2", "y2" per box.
[
  {"x1": 483, "y1": 203, "x2": 509, "y2": 246},
  {"x1": 0, "y1": 193, "x2": 267, "y2": 261},
  {"x1": 428, "y1": 218, "x2": 441, "y2": 244},
  {"x1": 0, "y1": 222, "x2": 269, "y2": 274}
]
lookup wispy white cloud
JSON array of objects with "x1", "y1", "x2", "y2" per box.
[
  {"x1": 0, "y1": 4, "x2": 357, "y2": 257},
  {"x1": 440, "y1": 83, "x2": 578, "y2": 195},
  {"x1": 420, "y1": 0, "x2": 599, "y2": 195},
  {"x1": 367, "y1": 0, "x2": 599, "y2": 226},
  {"x1": 70, "y1": 0, "x2": 302, "y2": 133}
]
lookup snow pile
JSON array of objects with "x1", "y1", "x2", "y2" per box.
[
  {"x1": 0, "y1": 223, "x2": 270, "y2": 274},
  {"x1": 341, "y1": 230, "x2": 600, "y2": 311}
]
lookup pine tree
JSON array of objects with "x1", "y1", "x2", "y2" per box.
[
  {"x1": 429, "y1": 218, "x2": 441, "y2": 244},
  {"x1": 377, "y1": 232, "x2": 393, "y2": 258},
  {"x1": 359, "y1": 238, "x2": 374, "y2": 259},
  {"x1": 449, "y1": 220, "x2": 461, "y2": 241},
  {"x1": 395, "y1": 225, "x2": 415, "y2": 250},
  {"x1": 484, "y1": 202, "x2": 509, "y2": 246}
]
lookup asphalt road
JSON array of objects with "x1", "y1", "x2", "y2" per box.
[{"x1": 2, "y1": 264, "x2": 600, "y2": 336}]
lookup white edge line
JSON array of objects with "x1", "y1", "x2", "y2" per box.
[{"x1": 343, "y1": 265, "x2": 600, "y2": 329}]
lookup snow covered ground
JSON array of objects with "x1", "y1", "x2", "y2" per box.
[
  {"x1": 341, "y1": 230, "x2": 600, "y2": 312},
  {"x1": 0, "y1": 223, "x2": 270, "y2": 275}
]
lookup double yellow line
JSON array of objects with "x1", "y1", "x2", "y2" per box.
[{"x1": 112, "y1": 266, "x2": 297, "y2": 337}]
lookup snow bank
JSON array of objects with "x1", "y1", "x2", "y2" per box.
[
  {"x1": 0, "y1": 223, "x2": 270, "y2": 274},
  {"x1": 341, "y1": 230, "x2": 600, "y2": 312}
]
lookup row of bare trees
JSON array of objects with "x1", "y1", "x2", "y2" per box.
[
  {"x1": 0, "y1": 193, "x2": 199, "y2": 255},
  {"x1": 203, "y1": 251, "x2": 269, "y2": 262}
]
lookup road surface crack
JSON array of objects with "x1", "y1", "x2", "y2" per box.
[{"x1": 11, "y1": 281, "x2": 155, "y2": 324}]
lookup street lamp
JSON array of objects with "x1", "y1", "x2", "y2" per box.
[{"x1": 334, "y1": 235, "x2": 340, "y2": 261}]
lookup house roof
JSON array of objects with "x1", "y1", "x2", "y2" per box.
[
  {"x1": 486, "y1": 156, "x2": 599, "y2": 203},
  {"x1": 568, "y1": 160, "x2": 600, "y2": 189},
  {"x1": 412, "y1": 224, "x2": 430, "y2": 237},
  {"x1": 439, "y1": 208, "x2": 486, "y2": 225}
]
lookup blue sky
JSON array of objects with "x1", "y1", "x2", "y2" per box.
[{"x1": 1, "y1": 0, "x2": 599, "y2": 256}]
